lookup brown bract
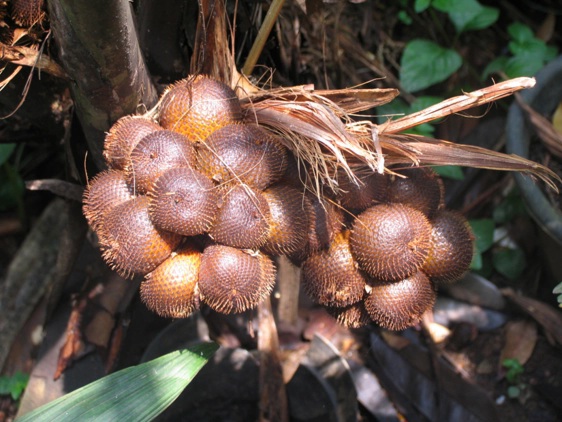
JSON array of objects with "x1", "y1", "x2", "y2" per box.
[
  {"x1": 301, "y1": 231, "x2": 367, "y2": 307},
  {"x1": 198, "y1": 245, "x2": 276, "y2": 314},
  {"x1": 100, "y1": 196, "x2": 182, "y2": 278},
  {"x1": 140, "y1": 242, "x2": 202, "y2": 318},
  {"x1": 422, "y1": 210, "x2": 475, "y2": 283},
  {"x1": 350, "y1": 203, "x2": 432, "y2": 281},
  {"x1": 364, "y1": 270, "x2": 436, "y2": 330},
  {"x1": 159, "y1": 75, "x2": 242, "y2": 140},
  {"x1": 148, "y1": 167, "x2": 218, "y2": 236},
  {"x1": 103, "y1": 116, "x2": 161, "y2": 170}
]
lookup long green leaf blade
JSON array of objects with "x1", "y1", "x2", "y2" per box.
[{"x1": 17, "y1": 342, "x2": 219, "y2": 422}]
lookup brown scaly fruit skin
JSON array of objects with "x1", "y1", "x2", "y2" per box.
[
  {"x1": 100, "y1": 196, "x2": 182, "y2": 278},
  {"x1": 196, "y1": 123, "x2": 288, "y2": 190},
  {"x1": 388, "y1": 167, "x2": 444, "y2": 218},
  {"x1": 364, "y1": 270, "x2": 436, "y2": 330},
  {"x1": 350, "y1": 203, "x2": 432, "y2": 282},
  {"x1": 140, "y1": 242, "x2": 202, "y2": 318},
  {"x1": 83, "y1": 170, "x2": 134, "y2": 236},
  {"x1": 262, "y1": 183, "x2": 311, "y2": 255},
  {"x1": 325, "y1": 298, "x2": 371, "y2": 329},
  {"x1": 334, "y1": 170, "x2": 389, "y2": 213},
  {"x1": 208, "y1": 184, "x2": 271, "y2": 249},
  {"x1": 148, "y1": 167, "x2": 218, "y2": 236},
  {"x1": 159, "y1": 75, "x2": 242, "y2": 140},
  {"x1": 198, "y1": 245, "x2": 276, "y2": 314},
  {"x1": 126, "y1": 130, "x2": 197, "y2": 194},
  {"x1": 11, "y1": 0, "x2": 43, "y2": 26},
  {"x1": 103, "y1": 116, "x2": 161, "y2": 170},
  {"x1": 301, "y1": 231, "x2": 367, "y2": 307},
  {"x1": 422, "y1": 210, "x2": 475, "y2": 283}
]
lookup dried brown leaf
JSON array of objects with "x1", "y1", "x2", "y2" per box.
[
  {"x1": 498, "y1": 320, "x2": 537, "y2": 377},
  {"x1": 0, "y1": 44, "x2": 67, "y2": 79}
]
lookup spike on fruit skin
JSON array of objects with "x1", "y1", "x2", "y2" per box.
[
  {"x1": 103, "y1": 116, "x2": 161, "y2": 170},
  {"x1": 140, "y1": 242, "x2": 202, "y2": 318},
  {"x1": 422, "y1": 210, "x2": 475, "y2": 283},
  {"x1": 83, "y1": 170, "x2": 134, "y2": 236},
  {"x1": 196, "y1": 123, "x2": 288, "y2": 190},
  {"x1": 148, "y1": 167, "x2": 218, "y2": 236},
  {"x1": 262, "y1": 184, "x2": 311, "y2": 255},
  {"x1": 388, "y1": 167, "x2": 443, "y2": 218},
  {"x1": 100, "y1": 196, "x2": 182, "y2": 278},
  {"x1": 325, "y1": 299, "x2": 371, "y2": 328},
  {"x1": 159, "y1": 75, "x2": 242, "y2": 140},
  {"x1": 364, "y1": 270, "x2": 436, "y2": 330},
  {"x1": 350, "y1": 203, "x2": 432, "y2": 282},
  {"x1": 11, "y1": 0, "x2": 43, "y2": 27},
  {"x1": 334, "y1": 170, "x2": 389, "y2": 212},
  {"x1": 301, "y1": 231, "x2": 367, "y2": 307},
  {"x1": 126, "y1": 130, "x2": 197, "y2": 194},
  {"x1": 208, "y1": 184, "x2": 271, "y2": 249},
  {"x1": 198, "y1": 245, "x2": 276, "y2": 314}
]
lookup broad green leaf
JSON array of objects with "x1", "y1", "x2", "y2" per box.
[
  {"x1": 545, "y1": 45, "x2": 559, "y2": 62},
  {"x1": 470, "y1": 247, "x2": 482, "y2": 270},
  {"x1": 553, "y1": 282, "x2": 562, "y2": 295},
  {"x1": 431, "y1": 0, "x2": 454, "y2": 11},
  {"x1": 508, "y1": 38, "x2": 548, "y2": 59},
  {"x1": 398, "y1": 10, "x2": 413, "y2": 25},
  {"x1": 0, "y1": 163, "x2": 25, "y2": 212},
  {"x1": 433, "y1": 0, "x2": 498, "y2": 33},
  {"x1": 507, "y1": 386, "x2": 520, "y2": 398},
  {"x1": 17, "y1": 343, "x2": 219, "y2": 422},
  {"x1": 493, "y1": 247, "x2": 526, "y2": 280},
  {"x1": 414, "y1": 0, "x2": 431, "y2": 13},
  {"x1": 409, "y1": 96, "x2": 444, "y2": 112},
  {"x1": 432, "y1": 165, "x2": 464, "y2": 180},
  {"x1": 0, "y1": 372, "x2": 29, "y2": 401},
  {"x1": 404, "y1": 123, "x2": 435, "y2": 136},
  {"x1": 468, "y1": 219, "x2": 495, "y2": 253},
  {"x1": 504, "y1": 55, "x2": 545, "y2": 78},
  {"x1": 400, "y1": 40, "x2": 462, "y2": 92},
  {"x1": 493, "y1": 193, "x2": 527, "y2": 224},
  {"x1": 0, "y1": 143, "x2": 16, "y2": 167},
  {"x1": 473, "y1": 253, "x2": 494, "y2": 278},
  {"x1": 377, "y1": 98, "x2": 409, "y2": 124},
  {"x1": 507, "y1": 22, "x2": 534, "y2": 43},
  {"x1": 481, "y1": 56, "x2": 508, "y2": 79}
]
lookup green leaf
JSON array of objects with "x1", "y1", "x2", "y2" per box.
[
  {"x1": 470, "y1": 247, "x2": 482, "y2": 270},
  {"x1": 376, "y1": 98, "x2": 409, "y2": 124},
  {"x1": 414, "y1": 0, "x2": 431, "y2": 13},
  {"x1": 0, "y1": 163, "x2": 25, "y2": 212},
  {"x1": 493, "y1": 247, "x2": 526, "y2": 280},
  {"x1": 0, "y1": 372, "x2": 29, "y2": 401},
  {"x1": 17, "y1": 343, "x2": 219, "y2": 422},
  {"x1": 0, "y1": 143, "x2": 16, "y2": 167},
  {"x1": 553, "y1": 282, "x2": 562, "y2": 295},
  {"x1": 473, "y1": 253, "x2": 494, "y2": 278},
  {"x1": 398, "y1": 10, "x2": 413, "y2": 25},
  {"x1": 504, "y1": 55, "x2": 545, "y2": 78},
  {"x1": 432, "y1": 165, "x2": 464, "y2": 180},
  {"x1": 493, "y1": 193, "x2": 527, "y2": 224},
  {"x1": 400, "y1": 40, "x2": 462, "y2": 93},
  {"x1": 508, "y1": 38, "x2": 548, "y2": 59},
  {"x1": 432, "y1": 0, "x2": 498, "y2": 33},
  {"x1": 410, "y1": 96, "x2": 445, "y2": 112},
  {"x1": 507, "y1": 22, "x2": 534, "y2": 43},
  {"x1": 468, "y1": 219, "x2": 495, "y2": 253},
  {"x1": 481, "y1": 56, "x2": 508, "y2": 79},
  {"x1": 545, "y1": 45, "x2": 559, "y2": 62},
  {"x1": 507, "y1": 386, "x2": 520, "y2": 398}
]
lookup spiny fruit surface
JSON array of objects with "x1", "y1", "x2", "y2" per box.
[
  {"x1": 388, "y1": 167, "x2": 444, "y2": 218},
  {"x1": 335, "y1": 170, "x2": 389, "y2": 212},
  {"x1": 326, "y1": 299, "x2": 371, "y2": 329},
  {"x1": 126, "y1": 130, "x2": 196, "y2": 194},
  {"x1": 262, "y1": 184, "x2": 311, "y2": 255},
  {"x1": 140, "y1": 242, "x2": 201, "y2": 318},
  {"x1": 301, "y1": 231, "x2": 367, "y2": 307},
  {"x1": 196, "y1": 123, "x2": 288, "y2": 189},
  {"x1": 422, "y1": 210, "x2": 474, "y2": 283},
  {"x1": 199, "y1": 245, "x2": 276, "y2": 314},
  {"x1": 11, "y1": 0, "x2": 43, "y2": 26},
  {"x1": 103, "y1": 116, "x2": 161, "y2": 170},
  {"x1": 208, "y1": 184, "x2": 271, "y2": 249},
  {"x1": 100, "y1": 196, "x2": 182, "y2": 278},
  {"x1": 307, "y1": 194, "x2": 345, "y2": 252},
  {"x1": 364, "y1": 270, "x2": 436, "y2": 330},
  {"x1": 148, "y1": 167, "x2": 218, "y2": 236},
  {"x1": 350, "y1": 203, "x2": 432, "y2": 281},
  {"x1": 83, "y1": 170, "x2": 134, "y2": 234},
  {"x1": 159, "y1": 75, "x2": 242, "y2": 140}
]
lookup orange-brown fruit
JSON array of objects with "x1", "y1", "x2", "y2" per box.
[
  {"x1": 140, "y1": 242, "x2": 202, "y2": 318},
  {"x1": 262, "y1": 184, "x2": 311, "y2": 255},
  {"x1": 364, "y1": 270, "x2": 436, "y2": 330},
  {"x1": 103, "y1": 116, "x2": 161, "y2": 170},
  {"x1": 83, "y1": 170, "x2": 134, "y2": 234},
  {"x1": 350, "y1": 203, "x2": 432, "y2": 281},
  {"x1": 100, "y1": 196, "x2": 182, "y2": 278},
  {"x1": 301, "y1": 231, "x2": 367, "y2": 307},
  {"x1": 196, "y1": 124, "x2": 288, "y2": 190},
  {"x1": 388, "y1": 167, "x2": 444, "y2": 218},
  {"x1": 422, "y1": 210, "x2": 474, "y2": 283},
  {"x1": 11, "y1": 0, "x2": 43, "y2": 26},
  {"x1": 208, "y1": 184, "x2": 271, "y2": 249},
  {"x1": 126, "y1": 130, "x2": 196, "y2": 194},
  {"x1": 334, "y1": 170, "x2": 389, "y2": 212},
  {"x1": 281, "y1": 153, "x2": 310, "y2": 189},
  {"x1": 198, "y1": 245, "x2": 276, "y2": 314},
  {"x1": 159, "y1": 75, "x2": 242, "y2": 140},
  {"x1": 326, "y1": 299, "x2": 371, "y2": 328},
  {"x1": 148, "y1": 167, "x2": 218, "y2": 236}
]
